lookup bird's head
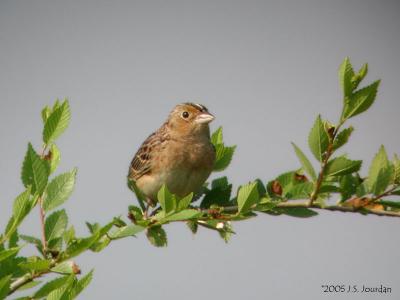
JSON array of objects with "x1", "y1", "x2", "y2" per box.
[{"x1": 167, "y1": 103, "x2": 215, "y2": 137}]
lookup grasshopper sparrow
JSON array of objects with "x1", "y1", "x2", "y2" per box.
[{"x1": 128, "y1": 103, "x2": 216, "y2": 206}]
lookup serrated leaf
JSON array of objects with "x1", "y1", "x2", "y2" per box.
[
  {"x1": 127, "y1": 179, "x2": 146, "y2": 211},
  {"x1": 339, "y1": 57, "x2": 355, "y2": 98},
  {"x1": 146, "y1": 226, "x2": 167, "y2": 247},
  {"x1": 318, "y1": 184, "x2": 340, "y2": 194},
  {"x1": 46, "y1": 275, "x2": 75, "y2": 300},
  {"x1": 285, "y1": 182, "x2": 314, "y2": 199},
  {"x1": 63, "y1": 226, "x2": 76, "y2": 246},
  {"x1": 33, "y1": 275, "x2": 72, "y2": 298},
  {"x1": 18, "y1": 280, "x2": 42, "y2": 291},
  {"x1": 12, "y1": 187, "x2": 32, "y2": 226},
  {"x1": 211, "y1": 126, "x2": 223, "y2": 145},
  {"x1": 43, "y1": 99, "x2": 71, "y2": 144},
  {"x1": 65, "y1": 236, "x2": 98, "y2": 258},
  {"x1": 213, "y1": 145, "x2": 235, "y2": 171},
  {"x1": 351, "y1": 63, "x2": 368, "y2": 90},
  {"x1": 21, "y1": 143, "x2": 49, "y2": 195},
  {"x1": 186, "y1": 220, "x2": 198, "y2": 234},
  {"x1": 339, "y1": 175, "x2": 358, "y2": 202},
  {"x1": 378, "y1": 200, "x2": 400, "y2": 209},
  {"x1": 325, "y1": 156, "x2": 362, "y2": 177},
  {"x1": 0, "y1": 247, "x2": 20, "y2": 263},
  {"x1": 73, "y1": 270, "x2": 93, "y2": 297},
  {"x1": 41, "y1": 106, "x2": 52, "y2": 123},
  {"x1": 201, "y1": 177, "x2": 232, "y2": 208},
  {"x1": 51, "y1": 261, "x2": 79, "y2": 274},
  {"x1": 291, "y1": 143, "x2": 317, "y2": 181},
  {"x1": 368, "y1": 146, "x2": 393, "y2": 195},
  {"x1": 393, "y1": 154, "x2": 400, "y2": 184},
  {"x1": 333, "y1": 126, "x2": 354, "y2": 151},
  {"x1": 177, "y1": 193, "x2": 193, "y2": 211},
  {"x1": 19, "y1": 259, "x2": 51, "y2": 271},
  {"x1": 19, "y1": 235, "x2": 42, "y2": 247},
  {"x1": 157, "y1": 184, "x2": 176, "y2": 214},
  {"x1": 0, "y1": 275, "x2": 11, "y2": 300},
  {"x1": 277, "y1": 207, "x2": 318, "y2": 218},
  {"x1": 163, "y1": 209, "x2": 202, "y2": 222},
  {"x1": 308, "y1": 115, "x2": 329, "y2": 162},
  {"x1": 45, "y1": 209, "x2": 68, "y2": 242},
  {"x1": 109, "y1": 225, "x2": 145, "y2": 240},
  {"x1": 218, "y1": 222, "x2": 233, "y2": 243},
  {"x1": 49, "y1": 143, "x2": 61, "y2": 174},
  {"x1": 342, "y1": 80, "x2": 380, "y2": 120},
  {"x1": 43, "y1": 168, "x2": 77, "y2": 212},
  {"x1": 237, "y1": 182, "x2": 259, "y2": 213}
]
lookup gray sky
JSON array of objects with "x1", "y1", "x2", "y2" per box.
[{"x1": 1, "y1": 1, "x2": 399, "y2": 299}]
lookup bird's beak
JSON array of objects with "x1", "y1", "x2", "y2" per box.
[{"x1": 195, "y1": 112, "x2": 215, "y2": 124}]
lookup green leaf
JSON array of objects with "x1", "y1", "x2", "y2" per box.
[
  {"x1": 46, "y1": 275, "x2": 75, "y2": 300},
  {"x1": 43, "y1": 168, "x2": 77, "y2": 212},
  {"x1": 291, "y1": 142, "x2": 317, "y2": 181},
  {"x1": 163, "y1": 209, "x2": 202, "y2": 222},
  {"x1": 218, "y1": 222, "x2": 234, "y2": 243},
  {"x1": 351, "y1": 63, "x2": 368, "y2": 90},
  {"x1": 325, "y1": 156, "x2": 362, "y2": 177},
  {"x1": 21, "y1": 143, "x2": 49, "y2": 195},
  {"x1": 41, "y1": 105, "x2": 52, "y2": 124},
  {"x1": 0, "y1": 187, "x2": 34, "y2": 244},
  {"x1": 18, "y1": 280, "x2": 42, "y2": 291},
  {"x1": 20, "y1": 235, "x2": 42, "y2": 250},
  {"x1": 342, "y1": 80, "x2": 380, "y2": 120},
  {"x1": 43, "y1": 99, "x2": 71, "y2": 144},
  {"x1": 339, "y1": 174, "x2": 358, "y2": 202},
  {"x1": 308, "y1": 115, "x2": 329, "y2": 162},
  {"x1": 0, "y1": 247, "x2": 20, "y2": 263},
  {"x1": 367, "y1": 146, "x2": 393, "y2": 195},
  {"x1": 0, "y1": 275, "x2": 11, "y2": 300},
  {"x1": 237, "y1": 182, "x2": 260, "y2": 213},
  {"x1": 72, "y1": 270, "x2": 93, "y2": 297},
  {"x1": 157, "y1": 185, "x2": 176, "y2": 214},
  {"x1": 177, "y1": 193, "x2": 193, "y2": 211},
  {"x1": 277, "y1": 207, "x2": 318, "y2": 218},
  {"x1": 213, "y1": 144, "x2": 236, "y2": 171},
  {"x1": 33, "y1": 275, "x2": 72, "y2": 298},
  {"x1": 49, "y1": 144, "x2": 61, "y2": 174},
  {"x1": 211, "y1": 126, "x2": 223, "y2": 145},
  {"x1": 63, "y1": 226, "x2": 76, "y2": 246},
  {"x1": 392, "y1": 154, "x2": 400, "y2": 184},
  {"x1": 318, "y1": 184, "x2": 340, "y2": 194},
  {"x1": 51, "y1": 261, "x2": 79, "y2": 274},
  {"x1": 109, "y1": 225, "x2": 145, "y2": 240},
  {"x1": 12, "y1": 187, "x2": 33, "y2": 228},
  {"x1": 45, "y1": 209, "x2": 68, "y2": 242},
  {"x1": 339, "y1": 57, "x2": 355, "y2": 98},
  {"x1": 379, "y1": 200, "x2": 400, "y2": 209},
  {"x1": 333, "y1": 126, "x2": 354, "y2": 151},
  {"x1": 127, "y1": 179, "x2": 146, "y2": 211},
  {"x1": 65, "y1": 234, "x2": 99, "y2": 258},
  {"x1": 19, "y1": 259, "x2": 51, "y2": 271},
  {"x1": 201, "y1": 177, "x2": 232, "y2": 208},
  {"x1": 285, "y1": 182, "x2": 314, "y2": 199},
  {"x1": 146, "y1": 226, "x2": 167, "y2": 247},
  {"x1": 186, "y1": 220, "x2": 198, "y2": 234}
]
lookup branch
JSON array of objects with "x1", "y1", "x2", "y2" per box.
[{"x1": 201, "y1": 201, "x2": 400, "y2": 218}]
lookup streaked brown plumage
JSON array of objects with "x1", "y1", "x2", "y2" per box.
[{"x1": 128, "y1": 103, "x2": 216, "y2": 205}]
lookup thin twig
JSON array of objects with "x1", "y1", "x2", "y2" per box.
[{"x1": 309, "y1": 123, "x2": 342, "y2": 206}]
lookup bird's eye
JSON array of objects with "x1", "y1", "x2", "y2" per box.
[{"x1": 182, "y1": 111, "x2": 189, "y2": 118}]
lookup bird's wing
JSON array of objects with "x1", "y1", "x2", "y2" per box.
[{"x1": 128, "y1": 127, "x2": 169, "y2": 180}]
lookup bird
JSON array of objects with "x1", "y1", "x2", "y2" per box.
[{"x1": 128, "y1": 103, "x2": 216, "y2": 210}]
